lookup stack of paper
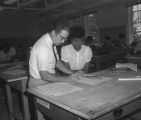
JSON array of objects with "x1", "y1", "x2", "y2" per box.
[
  {"x1": 116, "y1": 63, "x2": 137, "y2": 72},
  {"x1": 118, "y1": 76, "x2": 141, "y2": 81}
]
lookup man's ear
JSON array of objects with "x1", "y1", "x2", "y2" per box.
[{"x1": 52, "y1": 30, "x2": 57, "y2": 36}]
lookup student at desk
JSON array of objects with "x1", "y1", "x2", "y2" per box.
[
  {"x1": 134, "y1": 40, "x2": 141, "y2": 55},
  {"x1": 61, "y1": 25, "x2": 92, "y2": 73},
  {"x1": 28, "y1": 22, "x2": 80, "y2": 88},
  {"x1": 0, "y1": 43, "x2": 16, "y2": 63},
  {"x1": 114, "y1": 33, "x2": 127, "y2": 48}
]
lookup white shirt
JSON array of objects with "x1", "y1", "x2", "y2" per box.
[
  {"x1": 0, "y1": 47, "x2": 16, "y2": 62},
  {"x1": 61, "y1": 44, "x2": 92, "y2": 70},
  {"x1": 29, "y1": 33, "x2": 56, "y2": 79}
]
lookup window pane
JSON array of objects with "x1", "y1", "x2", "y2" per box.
[
  {"x1": 138, "y1": 4, "x2": 141, "y2": 10},
  {"x1": 133, "y1": 5, "x2": 138, "y2": 11},
  {"x1": 139, "y1": 11, "x2": 141, "y2": 22},
  {"x1": 133, "y1": 12, "x2": 138, "y2": 23},
  {"x1": 136, "y1": 23, "x2": 141, "y2": 32},
  {"x1": 132, "y1": 4, "x2": 141, "y2": 42}
]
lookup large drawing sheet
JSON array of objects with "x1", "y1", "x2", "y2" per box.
[
  {"x1": 76, "y1": 75, "x2": 112, "y2": 85},
  {"x1": 118, "y1": 77, "x2": 141, "y2": 81},
  {"x1": 2, "y1": 69, "x2": 26, "y2": 75},
  {"x1": 35, "y1": 82, "x2": 83, "y2": 97}
]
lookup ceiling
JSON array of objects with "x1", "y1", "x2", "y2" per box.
[{"x1": 0, "y1": 0, "x2": 138, "y2": 24}]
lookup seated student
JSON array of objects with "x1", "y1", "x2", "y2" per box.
[
  {"x1": 61, "y1": 25, "x2": 93, "y2": 73},
  {"x1": 103, "y1": 36, "x2": 114, "y2": 48},
  {"x1": 114, "y1": 33, "x2": 127, "y2": 48},
  {"x1": 134, "y1": 40, "x2": 141, "y2": 55},
  {"x1": 0, "y1": 43, "x2": 16, "y2": 63},
  {"x1": 85, "y1": 36, "x2": 94, "y2": 48}
]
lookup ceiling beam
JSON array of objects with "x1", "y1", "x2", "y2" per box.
[
  {"x1": 83, "y1": 0, "x2": 119, "y2": 10},
  {"x1": 20, "y1": 0, "x2": 42, "y2": 7},
  {"x1": 31, "y1": 0, "x2": 73, "y2": 15},
  {"x1": 47, "y1": 0, "x2": 73, "y2": 9},
  {"x1": 48, "y1": 0, "x2": 117, "y2": 20}
]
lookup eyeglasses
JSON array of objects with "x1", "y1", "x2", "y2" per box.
[{"x1": 57, "y1": 32, "x2": 68, "y2": 41}]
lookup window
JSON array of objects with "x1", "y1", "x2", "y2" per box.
[
  {"x1": 68, "y1": 16, "x2": 81, "y2": 27},
  {"x1": 84, "y1": 13, "x2": 98, "y2": 37},
  {"x1": 132, "y1": 4, "x2": 141, "y2": 42},
  {"x1": 67, "y1": 12, "x2": 98, "y2": 41}
]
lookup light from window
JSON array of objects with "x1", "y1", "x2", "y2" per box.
[{"x1": 133, "y1": 4, "x2": 141, "y2": 41}]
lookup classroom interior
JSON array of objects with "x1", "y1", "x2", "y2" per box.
[{"x1": 0, "y1": 0, "x2": 141, "y2": 120}]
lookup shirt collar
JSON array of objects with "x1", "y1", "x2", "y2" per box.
[
  {"x1": 70, "y1": 44, "x2": 84, "y2": 53},
  {"x1": 45, "y1": 33, "x2": 53, "y2": 46}
]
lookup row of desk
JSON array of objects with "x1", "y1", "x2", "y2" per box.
[
  {"x1": 0, "y1": 55, "x2": 141, "y2": 120},
  {"x1": 0, "y1": 62, "x2": 30, "y2": 120},
  {"x1": 92, "y1": 47, "x2": 132, "y2": 71}
]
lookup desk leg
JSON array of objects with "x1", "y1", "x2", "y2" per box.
[
  {"x1": 28, "y1": 95, "x2": 38, "y2": 120},
  {"x1": 21, "y1": 91, "x2": 30, "y2": 120},
  {"x1": 6, "y1": 84, "x2": 14, "y2": 120},
  {"x1": 74, "y1": 115, "x2": 83, "y2": 120}
]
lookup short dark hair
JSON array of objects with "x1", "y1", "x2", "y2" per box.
[
  {"x1": 69, "y1": 25, "x2": 85, "y2": 40},
  {"x1": 49, "y1": 21, "x2": 70, "y2": 33},
  {"x1": 105, "y1": 36, "x2": 111, "y2": 40},
  {"x1": 85, "y1": 36, "x2": 93, "y2": 45},
  {"x1": 119, "y1": 33, "x2": 125, "y2": 39}
]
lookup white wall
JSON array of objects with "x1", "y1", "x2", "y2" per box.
[
  {"x1": 0, "y1": 18, "x2": 32, "y2": 38},
  {"x1": 0, "y1": 3, "x2": 129, "y2": 39},
  {"x1": 98, "y1": 5, "x2": 128, "y2": 28},
  {"x1": 97, "y1": 4, "x2": 129, "y2": 42}
]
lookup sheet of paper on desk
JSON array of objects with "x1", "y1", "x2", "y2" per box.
[
  {"x1": 76, "y1": 76, "x2": 112, "y2": 85},
  {"x1": 116, "y1": 63, "x2": 137, "y2": 71},
  {"x1": 2, "y1": 69, "x2": 26, "y2": 75},
  {"x1": 118, "y1": 76, "x2": 141, "y2": 81},
  {"x1": 0, "y1": 64, "x2": 13, "y2": 69},
  {"x1": 35, "y1": 82, "x2": 83, "y2": 96}
]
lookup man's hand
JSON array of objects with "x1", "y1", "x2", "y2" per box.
[{"x1": 67, "y1": 71, "x2": 84, "y2": 82}]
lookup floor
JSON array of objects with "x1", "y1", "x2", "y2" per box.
[{"x1": 0, "y1": 93, "x2": 23, "y2": 120}]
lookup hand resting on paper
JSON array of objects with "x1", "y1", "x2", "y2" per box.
[
  {"x1": 73, "y1": 70, "x2": 84, "y2": 75},
  {"x1": 67, "y1": 71, "x2": 84, "y2": 81}
]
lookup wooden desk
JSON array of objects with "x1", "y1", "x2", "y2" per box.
[
  {"x1": 28, "y1": 69, "x2": 141, "y2": 120},
  {"x1": 125, "y1": 55, "x2": 141, "y2": 66},
  {"x1": 94, "y1": 52, "x2": 127, "y2": 71},
  {"x1": 0, "y1": 62, "x2": 30, "y2": 120}
]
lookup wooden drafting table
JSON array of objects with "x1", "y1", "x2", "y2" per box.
[
  {"x1": 28, "y1": 69, "x2": 141, "y2": 120},
  {"x1": 0, "y1": 62, "x2": 30, "y2": 120}
]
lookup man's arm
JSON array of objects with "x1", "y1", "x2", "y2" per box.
[
  {"x1": 39, "y1": 70, "x2": 78, "y2": 82},
  {"x1": 56, "y1": 60, "x2": 72, "y2": 75},
  {"x1": 82, "y1": 62, "x2": 90, "y2": 73}
]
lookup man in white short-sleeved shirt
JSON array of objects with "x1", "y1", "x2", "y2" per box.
[
  {"x1": 28, "y1": 22, "x2": 80, "y2": 88},
  {"x1": 61, "y1": 25, "x2": 92, "y2": 73}
]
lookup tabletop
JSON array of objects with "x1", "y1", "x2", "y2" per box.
[
  {"x1": 28, "y1": 69, "x2": 141, "y2": 120},
  {"x1": 0, "y1": 62, "x2": 28, "y2": 82}
]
